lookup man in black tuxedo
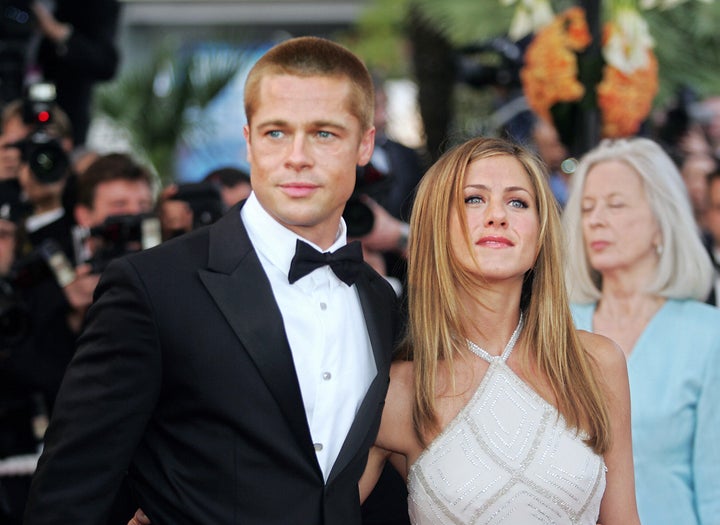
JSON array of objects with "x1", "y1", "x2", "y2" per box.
[{"x1": 24, "y1": 36, "x2": 400, "y2": 524}]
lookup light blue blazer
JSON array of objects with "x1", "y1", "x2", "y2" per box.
[{"x1": 572, "y1": 299, "x2": 720, "y2": 525}]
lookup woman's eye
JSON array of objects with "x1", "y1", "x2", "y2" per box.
[
  {"x1": 464, "y1": 196, "x2": 483, "y2": 204},
  {"x1": 509, "y1": 199, "x2": 528, "y2": 209}
]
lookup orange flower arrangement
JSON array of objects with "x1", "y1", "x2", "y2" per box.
[
  {"x1": 520, "y1": 7, "x2": 591, "y2": 123},
  {"x1": 596, "y1": 23, "x2": 659, "y2": 137},
  {"x1": 519, "y1": 6, "x2": 659, "y2": 139}
]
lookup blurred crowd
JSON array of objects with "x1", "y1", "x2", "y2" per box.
[{"x1": 1, "y1": 1, "x2": 720, "y2": 523}]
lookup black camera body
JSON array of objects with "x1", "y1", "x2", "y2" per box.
[
  {"x1": 171, "y1": 182, "x2": 225, "y2": 229},
  {"x1": 15, "y1": 128, "x2": 69, "y2": 185},
  {"x1": 343, "y1": 163, "x2": 394, "y2": 238},
  {"x1": 83, "y1": 213, "x2": 162, "y2": 274},
  {"x1": 5, "y1": 82, "x2": 70, "y2": 185},
  {"x1": 456, "y1": 37, "x2": 526, "y2": 90}
]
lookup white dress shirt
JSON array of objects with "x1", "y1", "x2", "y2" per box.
[{"x1": 241, "y1": 192, "x2": 376, "y2": 480}]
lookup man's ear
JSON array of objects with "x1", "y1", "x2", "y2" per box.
[
  {"x1": 358, "y1": 127, "x2": 375, "y2": 167},
  {"x1": 74, "y1": 205, "x2": 92, "y2": 228},
  {"x1": 243, "y1": 125, "x2": 252, "y2": 163}
]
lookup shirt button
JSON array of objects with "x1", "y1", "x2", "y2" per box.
[
  {"x1": 314, "y1": 443, "x2": 323, "y2": 452},
  {"x1": 320, "y1": 302, "x2": 327, "y2": 310},
  {"x1": 322, "y1": 371, "x2": 332, "y2": 381}
]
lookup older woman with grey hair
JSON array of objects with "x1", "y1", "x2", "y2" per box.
[{"x1": 563, "y1": 137, "x2": 720, "y2": 525}]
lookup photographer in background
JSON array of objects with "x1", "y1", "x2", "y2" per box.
[
  {"x1": 0, "y1": 153, "x2": 154, "y2": 523},
  {"x1": 202, "y1": 166, "x2": 252, "y2": 209},
  {"x1": 68, "y1": 153, "x2": 155, "y2": 327},
  {"x1": 30, "y1": 0, "x2": 121, "y2": 146},
  {"x1": 157, "y1": 181, "x2": 224, "y2": 241},
  {"x1": 0, "y1": 195, "x2": 74, "y2": 525},
  {"x1": 5, "y1": 93, "x2": 77, "y2": 264},
  {"x1": 347, "y1": 80, "x2": 426, "y2": 299},
  {"x1": 0, "y1": 103, "x2": 27, "y2": 208}
]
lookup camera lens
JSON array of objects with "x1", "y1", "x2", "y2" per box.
[{"x1": 23, "y1": 131, "x2": 69, "y2": 184}]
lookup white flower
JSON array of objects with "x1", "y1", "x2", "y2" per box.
[
  {"x1": 505, "y1": 0, "x2": 555, "y2": 40},
  {"x1": 640, "y1": 0, "x2": 707, "y2": 9},
  {"x1": 603, "y1": 7, "x2": 655, "y2": 74}
]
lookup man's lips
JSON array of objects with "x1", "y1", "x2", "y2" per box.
[
  {"x1": 476, "y1": 236, "x2": 514, "y2": 247},
  {"x1": 280, "y1": 182, "x2": 319, "y2": 197}
]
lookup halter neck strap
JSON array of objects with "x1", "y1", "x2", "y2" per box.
[{"x1": 466, "y1": 312, "x2": 524, "y2": 364}]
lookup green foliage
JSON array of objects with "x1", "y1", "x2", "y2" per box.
[
  {"x1": 94, "y1": 43, "x2": 245, "y2": 185},
  {"x1": 338, "y1": 0, "x2": 412, "y2": 76},
  {"x1": 645, "y1": 1, "x2": 720, "y2": 104},
  {"x1": 351, "y1": 0, "x2": 720, "y2": 110}
]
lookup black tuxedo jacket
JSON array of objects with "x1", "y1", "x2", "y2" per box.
[{"x1": 24, "y1": 204, "x2": 399, "y2": 524}]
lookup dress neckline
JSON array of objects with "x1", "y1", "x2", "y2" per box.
[{"x1": 466, "y1": 312, "x2": 524, "y2": 364}]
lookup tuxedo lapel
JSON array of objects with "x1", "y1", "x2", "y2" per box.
[
  {"x1": 327, "y1": 270, "x2": 395, "y2": 484},
  {"x1": 197, "y1": 205, "x2": 319, "y2": 471}
]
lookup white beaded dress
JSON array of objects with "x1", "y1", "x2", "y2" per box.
[{"x1": 407, "y1": 318, "x2": 606, "y2": 525}]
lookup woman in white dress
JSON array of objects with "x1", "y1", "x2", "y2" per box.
[{"x1": 359, "y1": 136, "x2": 641, "y2": 524}]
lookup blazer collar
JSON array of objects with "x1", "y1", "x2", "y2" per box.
[{"x1": 199, "y1": 203, "x2": 319, "y2": 471}]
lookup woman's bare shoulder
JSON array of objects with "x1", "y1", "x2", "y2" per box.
[
  {"x1": 576, "y1": 329, "x2": 628, "y2": 381},
  {"x1": 387, "y1": 360, "x2": 415, "y2": 408}
]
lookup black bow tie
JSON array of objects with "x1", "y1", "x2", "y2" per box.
[{"x1": 288, "y1": 239, "x2": 364, "y2": 286}]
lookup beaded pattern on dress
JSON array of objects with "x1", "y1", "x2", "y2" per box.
[{"x1": 406, "y1": 315, "x2": 606, "y2": 525}]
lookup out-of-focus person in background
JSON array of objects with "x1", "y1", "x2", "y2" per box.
[
  {"x1": 529, "y1": 117, "x2": 572, "y2": 208},
  {"x1": 202, "y1": 166, "x2": 252, "y2": 209},
  {"x1": 563, "y1": 137, "x2": 720, "y2": 525},
  {"x1": 3, "y1": 98, "x2": 77, "y2": 263},
  {"x1": 701, "y1": 95, "x2": 720, "y2": 159},
  {"x1": 704, "y1": 168, "x2": 720, "y2": 306},
  {"x1": 30, "y1": 0, "x2": 121, "y2": 146},
  {"x1": 0, "y1": 185, "x2": 75, "y2": 525},
  {"x1": 0, "y1": 196, "x2": 36, "y2": 525},
  {"x1": 350, "y1": 78, "x2": 426, "y2": 303},
  {"x1": 157, "y1": 181, "x2": 225, "y2": 241},
  {"x1": 679, "y1": 152, "x2": 717, "y2": 234},
  {"x1": 0, "y1": 104, "x2": 27, "y2": 207}
]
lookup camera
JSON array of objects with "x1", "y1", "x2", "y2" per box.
[
  {"x1": 170, "y1": 182, "x2": 225, "y2": 229},
  {"x1": 343, "y1": 162, "x2": 394, "y2": 237},
  {"x1": 455, "y1": 37, "x2": 525, "y2": 90},
  {"x1": 79, "y1": 213, "x2": 162, "y2": 274},
  {"x1": 13, "y1": 128, "x2": 69, "y2": 184},
  {"x1": 4, "y1": 83, "x2": 70, "y2": 184}
]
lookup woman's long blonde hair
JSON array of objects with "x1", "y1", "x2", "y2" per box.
[{"x1": 404, "y1": 137, "x2": 611, "y2": 454}]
